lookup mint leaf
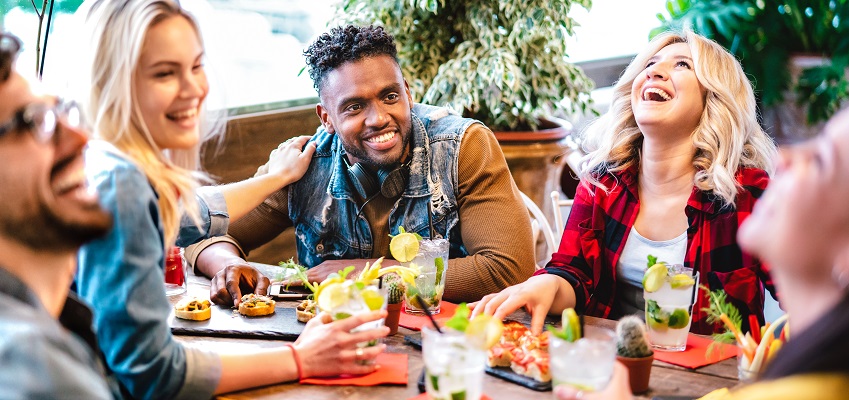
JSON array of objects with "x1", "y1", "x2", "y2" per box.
[
  {"x1": 445, "y1": 302, "x2": 470, "y2": 332},
  {"x1": 647, "y1": 254, "x2": 657, "y2": 267}
]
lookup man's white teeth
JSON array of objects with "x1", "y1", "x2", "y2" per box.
[
  {"x1": 643, "y1": 88, "x2": 672, "y2": 101},
  {"x1": 54, "y1": 168, "x2": 86, "y2": 193},
  {"x1": 167, "y1": 108, "x2": 198, "y2": 120},
  {"x1": 367, "y1": 131, "x2": 396, "y2": 144}
]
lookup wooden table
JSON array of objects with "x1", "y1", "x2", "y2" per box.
[{"x1": 172, "y1": 275, "x2": 739, "y2": 400}]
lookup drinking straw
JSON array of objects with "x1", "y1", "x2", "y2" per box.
[
  {"x1": 415, "y1": 294, "x2": 443, "y2": 334},
  {"x1": 427, "y1": 201, "x2": 436, "y2": 239}
]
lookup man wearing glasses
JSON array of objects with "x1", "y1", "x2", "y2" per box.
[{"x1": 0, "y1": 32, "x2": 115, "y2": 398}]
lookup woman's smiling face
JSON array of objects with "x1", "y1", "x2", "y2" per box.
[
  {"x1": 134, "y1": 15, "x2": 207, "y2": 150},
  {"x1": 631, "y1": 42, "x2": 707, "y2": 136}
]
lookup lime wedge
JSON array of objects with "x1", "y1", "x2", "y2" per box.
[
  {"x1": 317, "y1": 282, "x2": 348, "y2": 312},
  {"x1": 669, "y1": 274, "x2": 696, "y2": 289},
  {"x1": 390, "y1": 232, "x2": 420, "y2": 263},
  {"x1": 562, "y1": 308, "x2": 581, "y2": 342},
  {"x1": 667, "y1": 308, "x2": 690, "y2": 329},
  {"x1": 642, "y1": 263, "x2": 669, "y2": 293},
  {"x1": 361, "y1": 287, "x2": 385, "y2": 311},
  {"x1": 465, "y1": 314, "x2": 504, "y2": 349}
]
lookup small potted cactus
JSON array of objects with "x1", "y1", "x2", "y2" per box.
[
  {"x1": 616, "y1": 315, "x2": 654, "y2": 393},
  {"x1": 383, "y1": 273, "x2": 405, "y2": 335}
]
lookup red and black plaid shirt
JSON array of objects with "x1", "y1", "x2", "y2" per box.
[{"x1": 535, "y1": 166, "x2": 775, "y2": 334}]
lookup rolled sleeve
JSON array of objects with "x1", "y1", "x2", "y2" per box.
[
  {"x1": 173, "y1": 346, "x2": 221, "y2": 400},
  {"x1": 185, "y1": 235, "x2": 248, "y2": 275},
  {"x1": 197, "y1": 186, "x2": 229, "y2": 237}
]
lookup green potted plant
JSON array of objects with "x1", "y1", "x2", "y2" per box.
[
  {"x1": 652, "y1": 0, "x2": 849, "y2": 142},
  {"x1": 615, "y1": 315, "x2": 654, "y2": 394},
  {"x1": 333, "y1": 0, "x2": 596, "y2": 224},
  {"x1": 382, "y1": 272, "x2": 405, "y2": 335}
]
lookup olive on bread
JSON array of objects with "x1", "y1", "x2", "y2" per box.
[
  {"x1": 238, "y1": 293, "x2": 276, "y2": 317},
  {"x1": 174, "y1": 297, "x2": 212, "y2": 321}
]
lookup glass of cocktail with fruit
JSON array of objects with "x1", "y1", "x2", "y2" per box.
[
  {"x1": 390, "y1": 228, "x2": 449, "y2": 315},
  {"x1": 422, "y1": 304, "x2": 502, "y2": 400},
  {"x1": 642, "y1": 255, "x2": 698, "y2": 351}
]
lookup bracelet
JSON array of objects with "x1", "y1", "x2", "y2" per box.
[{"x1": 285, "y1": 343, "x2": 304, "y2": 380}]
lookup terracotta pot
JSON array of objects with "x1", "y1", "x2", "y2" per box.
[
  {"x1": 616, "y1": 354, "x2": 653, "y2": 394},
  {"x1": 384, "y1": 303, "x2": 402, "y2": 335}
]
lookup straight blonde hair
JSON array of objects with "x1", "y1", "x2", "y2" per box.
[
  {"x1": 83, "y1": 0, "x2": 220, "y2": 247},
  {"x1": 580, "y1": 30, "x2": 777, "y2": 207}
]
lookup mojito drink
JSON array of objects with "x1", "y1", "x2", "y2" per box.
[
  {"x1": 422, "y1": 326, "x2": 485, "y2": 400},
  {"x1": 643, "y1": 263, "x2": 699, "y2": 351},
  {"x1": 404, "y1": 238, "x2": 449, "y2": 314},
  {"x1": 550, "y1": 325, "x2": 617, "y2": 393},
  {"x1": 318, "y1": 280, "x2": 387, "y2": 347}
]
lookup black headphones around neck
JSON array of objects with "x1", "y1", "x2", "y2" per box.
[{"x1": 346, "y1": 159, "x2": 410, "y2": 200}]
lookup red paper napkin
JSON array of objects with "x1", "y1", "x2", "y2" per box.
[
  {"x1": 652, "y1": 334, "x2": 739, "y2": 369},
  {"x1": 300, "y1": 353, "x2": 408, "y2": 386},
  {"x1": 398, "y1": 302, "x2": 459, "y2": 331},
  {"x1": 407, "y1": 394, "x2": 492, "y2": 400}
]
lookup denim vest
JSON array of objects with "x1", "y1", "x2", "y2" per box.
[{"x1": 290, "y1": 103, "x2": 478, "y2": 268}]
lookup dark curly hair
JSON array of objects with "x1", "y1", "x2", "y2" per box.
[{"x1": 304, "y1": 25, "x2": 398, "y2": 95}]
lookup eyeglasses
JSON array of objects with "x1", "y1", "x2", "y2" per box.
[
  {"x1": 1, "y1": 32, "x2": 22, "y2": 82},
  {"x1": 0, "y1": 99, "x2": 87, "y2": 143}
]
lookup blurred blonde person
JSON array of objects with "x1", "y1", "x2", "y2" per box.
[
  {"x1": 473, "y1": 30, "x2": 778, "y2": 336},
  {"x1": 72, "y1": 1, "x2": 386, "y2": 399}
]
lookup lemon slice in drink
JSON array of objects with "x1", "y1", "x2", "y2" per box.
[
  {"x1": 669, "y1": 274, "x2": 696, "y2": 289},
  {"x1": 360, "y1": 287, "x2": 385, "y2": 311},
  {"x1": 390, "y1": 232, "x2": 420, "y2": 263},
  {"x1": 316, "y1": 282, "x2": 348, "y2": 312},
  {"x1": 562, "y1": 308, "x2": 582, "y2": 342},
  {"x1": 465, "y1": 314, "x2": 504, "y2": 349},
  {"x1": 642, "y1": 263, "x2": 669, "y2": 293}
]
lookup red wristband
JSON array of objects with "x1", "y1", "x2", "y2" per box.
[{"x1": 286, "y1": 343, "x2": 304, "y2": 380}]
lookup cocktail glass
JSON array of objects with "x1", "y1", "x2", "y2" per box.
[
  {"x1": 321, "y1": 281, "x2": 388, "y2": 348},
  {"x1": 403, "y1": 238, "x2": 449, "y2": 314},
  {"x1": 422, "y1": 325, "x2": 485, "y2": 400},
  {"x1": 644, "y1": 265, "x2": 699, "y2": 352},
  {"x1": 550, "y1": 325, "x2": 617, "y2": 394}
]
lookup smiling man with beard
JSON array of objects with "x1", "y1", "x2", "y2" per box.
[
  {"x1": 0, "y1": 32, "x2": 115, "y2": 398},
  {"x1": 189, "y1": 25, "x2": 535, "y2": 306}
]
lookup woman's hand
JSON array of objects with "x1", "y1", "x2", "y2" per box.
[
  {"x1": 554, "y1": 362, "x2": 632, "y2": 400},
  {"x1": 470, "y1": 274, "x2": 569, "y2": 335},
  {"x1": 257, "y1": 135, "x2": 316, "y2": 185},
  {"x1": 294, "y1": 310, "x2": 390, "y2": 377}
]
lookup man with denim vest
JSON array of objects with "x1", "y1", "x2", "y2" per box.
[{"x1": 188, "y1": 25, "x2": 534, "y2": 306}]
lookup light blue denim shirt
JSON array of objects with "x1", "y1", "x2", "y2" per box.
[
  {"x1": 0, "y1": 268, "x2": 114, "y2": 399},
  {"x1": 75, "y1": 142, "x2": 226, "y2": 399}
]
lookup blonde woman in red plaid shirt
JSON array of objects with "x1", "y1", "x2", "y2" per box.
[{"x1": 473, "y1": 30, "x2": 778, "y2": 336}]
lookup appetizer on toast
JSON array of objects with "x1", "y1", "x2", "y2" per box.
[
  {"x1": 174, "y1": 297, "x2": 212, "y2": 321},
  {"x1": 238, "y1": 293, "x2": 276, "y2": 317},
  {"x1": 487, "y1": 321, "x2": 551, "y2": 382}
]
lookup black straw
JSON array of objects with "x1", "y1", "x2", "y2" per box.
[
  {"x1": 427, "y1": 201, "x2": 435, "y2": 239},
  {"x1": 415, "y1": 294, "x2": 442, "y2": 333}
]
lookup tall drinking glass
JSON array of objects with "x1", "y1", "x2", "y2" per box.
[
  {"x1": 644, "y1": 265, "x2": 699, "y2": 351},
  {"x1": 549, "y1": 325, "x2": 617, "y2": 394},
  {"x1": 403, "y1": 238, "x2": 449, "y2": 314},
  {"x1": 321, "y1": 281, "x2": 388, "y2": 349},
  {"x1": 422, "y1": 326, "x2": 485, "y2": 400}
]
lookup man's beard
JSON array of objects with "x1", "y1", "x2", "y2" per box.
[{"x1": 0, "y1": 200, "x2": 112, "y2": 252}]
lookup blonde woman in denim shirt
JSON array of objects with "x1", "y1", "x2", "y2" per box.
[{"x1": 73, "y1": 1, "x2": 389, "y2": 399}]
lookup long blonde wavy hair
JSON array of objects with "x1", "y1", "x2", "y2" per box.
[
  {"x1": 580, "y1": 30, "x2": 777, "y2": 207},
  {"x1": 82, "y1": 0, "x2": 218, "y2": 247}
]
